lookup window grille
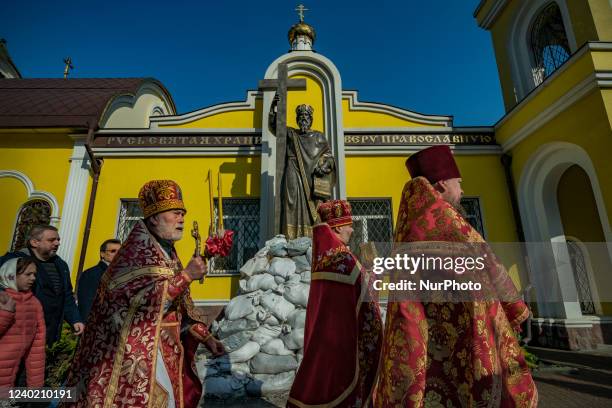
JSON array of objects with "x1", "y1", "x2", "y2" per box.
[
  {"x1": 210, "y1": 198, "x2": 260, "y2": 275},
  {"x1": 347, "y1": 199, "x2": 393, "y2": 256},
  {"x1": 566, "y1": 240, "x2": 596, "y2": 315},
  {"x1": 461, "y1": 197, "x2": 486, "y2": 239},
  {"x1": 10, "y1": 199, "x2": 52, "y2": 251},
  {"x1": 116, "y1": 199, "x2": 142, "y2": 242},
  {"x1": 530, "y1": 2, "x2": 571, "y2": 85}
]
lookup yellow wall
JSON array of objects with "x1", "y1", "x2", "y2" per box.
[
  {"x1": 160, "y1": 99, "x2": 263, "y2": 129},
  {"x1": 85, "y1": 156, "x2": 261, "y2": 300},
  {"x1": 342, "y1": 99, "x2": 445, "y2": 128},
  {"x1": 567, "y1": 0, "x2": 599, "y2": 46},
  {"x1": 588, "y1": 0, "x2": 612, "y2": 41},
  {"x1": 510, "y1": 90, "x2": 612, "y2": 224},
  {"x1": 0, "y1": 133, "x2": 73, "y2": 252},
  {"x1": 0, "y1": 178, "x2": 29, "y2": 252},
  {"x1": 287, "y1": 75, "x2": 325, "y2": 132}
]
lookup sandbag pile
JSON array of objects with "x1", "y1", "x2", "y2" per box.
[{"x1": 197, "y1": 235, "x2": 312, "y2": 399}]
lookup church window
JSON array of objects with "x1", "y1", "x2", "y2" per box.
[
  {"x1": 529, "y1": 2, "x2": 571, "y2": 86},
  {"x1": 210, "y1": 198, "x2": 260, "y2": 275},
  {"x1": 347, "y1": 198, "x2": 393, "y2": 253},
  {"x1": 116, "y1": 199, "x2": 142, "y2": 242},
  {"x1": 566, "y1": 239, "x2": 596, "y2": 315},
  {"x1": 461, "y1": 197, "x2": 486, "y2": 239},
  {"x1": 10, "y1": 199, "x2": 52, "y2": 251}
]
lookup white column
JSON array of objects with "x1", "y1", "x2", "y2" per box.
[{"x1": 57, "y1": 136, "x2": 91, "y2": 272}]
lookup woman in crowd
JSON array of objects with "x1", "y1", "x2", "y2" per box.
[{"x1": 0, "y1": 257, "x2": 46, "y2": 389}]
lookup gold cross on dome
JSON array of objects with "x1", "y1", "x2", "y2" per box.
[
  {"x1": 63, "y1": 57, "x2": 73, "y2": 79},
  {"x1": 295, "y1": 4, "x2": 308, "y2": 22}
]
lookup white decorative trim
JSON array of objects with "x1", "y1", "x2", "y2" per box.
[
  {"x1": 344, "y1": 127, "x2": 453, "y2": 133},
  {"x1": 99, "y1": 81, "x2": 176, "y2": 129},
  {"x1": 57, "y1": 140, "x2": 91, "y2": 272},
  {"x1": 193, "y1": 299, "x2": 230, "y2": 306},
  {"x1": 150, "y1": 91, "x2": 261, "y2": 128},
  {"x1": 501, "y1": 73, "x2": 598, "y2": 152},
  {"x1": 342, "y1": 91, "x2": 452, "y2": 127},
  {"x1": 92, "y1": 146, "x2": 261, "y2": 157},
  {"x1": 518, "y1": 142, "x2": 612, "y2": 319},
  {"x1": 475, "y1": 0, "x2": 509, "y2": 29},
  {"x1": 345, "y1": 145, "x2": 502, "y2": 155},
  {"x1": 0, "y1": 170, "x2": 62, "y2": 251},
  {"x1": 532, "y1": 317, "x2": 610, "y2": 328},
  {"x1": 96, "y1": 128, "x2": 260, "y2": 134},
  {"x1": 259, "y1": 51, "x2": 346, "y2": 242},
  {"x1": 507, "y1": 0, "x2": 578, "y2": 101}
]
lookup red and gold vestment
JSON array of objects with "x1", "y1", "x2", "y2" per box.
[
  {"x1": 288, "y1": 222, "x2": 383, "y2": 408},
  {"x1": 63, "y1": 221, "x2": 211, "y2": 407},
  {"x1": 374, "y1": 177, "x2": 537, "y2": 408}
]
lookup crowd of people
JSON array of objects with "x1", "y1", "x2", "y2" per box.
[{"x1": 0, "y1": 146, "x2": 537, "y2": 407}]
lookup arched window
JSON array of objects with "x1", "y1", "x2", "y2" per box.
[
  {"x1": 10, "y1": 199, "x2": 52, "y2": 251},
  {"x1": 529, "y1": 2, "x2": 571, "y2": 85}
]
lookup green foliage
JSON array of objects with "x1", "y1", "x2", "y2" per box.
[{"x1": 44, "y1": 323, "x2": 78, "y2": 387}]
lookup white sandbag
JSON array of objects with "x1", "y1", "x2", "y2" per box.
[
  {"x1": 261, "y1": 338, "x2": 294, "y2": 356},
  {"x1": 260, "y1": 292, "x2": 296, "y2": 321},
  {"x1": 240, "y1": 273, "x2": 277, "y2": 293},
  {"x1": 274, "y1": 275, "x2": 286, "y2": 285},
  {"x1": 281, "y1": 328, "x2": 304, "y2": 350},
  {"x1": 217, "y1": 318, "x2": 259, "y2": 339},
  {"x1": 239, "y1": 256, "x2": 269, "y2": 278},
  {"x1": 246, "y1": 371, "x2": 296, "y2": 396},
  {"x1": 196, "y1": 357, "x2": 218, "y2": 380},
  {"x1": 244, "y1": 305, "x2": 266, "y2": 322},
  {"x1": 306, "y1": 246, "x2": 312, "y2": 263},
  {"x1": 300, "y1": 270, "x2": 311, "y2": 283},
  {"x1": 250, "y1": 324, "x2": 282, "y2": 345},
  {"x1": 283, "y1": 282, "x2": 309, "y2": 307},
  {"x1": 255, "y1": 246, "x2": 269, "y2": 257},
  {"x1": 220, "y1": 331, "x2": 254, "y2": 353},
  {"x1": 250, "y1": 352, "x2": 298, "y2": 374},
  {"x1": 286, "y1": 309, "x2": 307, "y2": 330},
  {"x1": 286, "y1": 237, "x2": 311, "y2": 256},
  {"x1": 269, "y1": 244, "x2": 288, "y2": 257},
  {"x1": 292, "y1": 255, "x2": 310, "y2": 272},
  {"x1": 265, "y1": 235, "x2": 287, "y2": 248},
  {"x1": 287, "y1": 273, "x2": 302, "y2": 283},
  {"x1": 225, "y1": 293, "x2": 256, "y2": 321},
  {"x1": 264, "y1": 314, "x2": 280, "y2": 326},
  {"x1": 227, "y1": 341, "x2": 260, "y2": 363},
  {"x1": 217, "y1": 361, "x2": 251, "y2": 375},
  {"x1": 268, "y1": 258, "x2": 296, "y2": 279}
]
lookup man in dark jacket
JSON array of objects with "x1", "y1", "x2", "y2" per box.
[
  {"x1": 76, "y1": 238, "x2": 121, "y2": 321},
  {"x1": 0, "y1": 224, "x2": 84, "y2": 346}
]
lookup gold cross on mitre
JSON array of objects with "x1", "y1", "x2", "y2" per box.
[
  {"x1": 63, "y1": 57, "x2": 73, "y2": 79},
  {"x1": 295, "y1": 4, "x2": 308, "y2": 22}
]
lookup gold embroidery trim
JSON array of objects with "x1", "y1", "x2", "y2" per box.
[
  {"x1": 107, "y1": 266, "x2": 174, "y2": 291},
  {"x1": 148, "y1": 280, "x2": 168, "y2": 408},
  {"x1": 311, "y1": 263, "x2": 360, "y2": 285},
  {"x1": 103, "y1": 288, "x2": 148, "y2": 407}
]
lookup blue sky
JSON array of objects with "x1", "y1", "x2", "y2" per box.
[{"x1": 3, "y1": 0, "x2": 504, "y2": 126}]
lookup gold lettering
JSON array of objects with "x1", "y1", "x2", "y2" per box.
[
  {"x1": 442, "y1": 135, "x2": 450, "y2": 143},
  {"x1": 149, "y1": 137, "x2": 157, "y2": 144},
  {"x1": 127, "y1": 137, "x2": 136, "y2": 145},
  {"x1": 484, "y1": 135, "x2": 492, "y2": 143},
  {"x1": 255, "y1": 136, "x2": 262, "y2": 144}
]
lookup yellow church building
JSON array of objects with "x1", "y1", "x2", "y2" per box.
[{"x1": 1, "y1": 1, "x2": 611, "y2": 350}]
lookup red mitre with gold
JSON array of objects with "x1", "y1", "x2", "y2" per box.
[
  {"x1": 317, "y1": 199, "x2": 352, "y2": 228},
  {"x1": 138, "y1": 180, "x2": 187, "y2": 218},
  {"x1": 406, "y1": 145, "x2": 461, "y2": 184}
]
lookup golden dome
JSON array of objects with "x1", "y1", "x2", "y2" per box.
[{"x1": 288, "y1": 22, "x2": 316, "y2": 46}]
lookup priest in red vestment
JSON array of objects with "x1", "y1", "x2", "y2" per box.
[
  {"x1": 63, "y1": 180, "x2": 225, "y2": 408},
  {"x1": 288, "y1": 200, "x2": 383, "y2": 408},
  {"x1": 374, "y1": 146, "x2": 537, "y2": 408}
]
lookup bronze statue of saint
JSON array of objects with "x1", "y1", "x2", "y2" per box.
[{"x1": 269, "y1": 97, "x2": 336, "y2": 239}]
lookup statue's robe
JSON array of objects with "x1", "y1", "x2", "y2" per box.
[
  {"x1": 282, "y1": 128, "x2": 335, "y2": 239},
  {"x1": 374, "y1": 177, "x2": 538, "y2": 408},
  {"x1": 288, "y1": 223, "x2": 383, "y2": 408},
  {"x1": 62, "y1": 221, "x2": 210, "y2": 408}
]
